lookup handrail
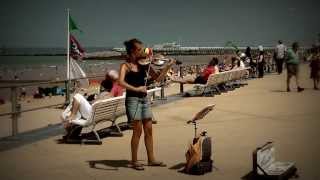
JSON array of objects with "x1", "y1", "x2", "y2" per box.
[
  {"x1": 0, "y1": 75, "x2": 105, "y2": 89},
  {"x1": 0, "y1": 102, "x2": 65, "y2": 117},
  {"x1": 0, "y1": 75, "x2": 106, "y2": 136}
]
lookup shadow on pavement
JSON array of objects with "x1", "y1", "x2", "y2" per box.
[{"x1": 87, "y1": 159, "x2": 131, "y2": 171}]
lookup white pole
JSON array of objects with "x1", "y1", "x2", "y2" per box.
[
  {"x1": 66, "y1": 8, "x2": 71, "y2": 104},
  {"x1": 67, "y1": 8, "x2": 70, "y2": 80}
]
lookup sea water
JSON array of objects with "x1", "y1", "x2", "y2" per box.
[{"x1": 0, "y1": 55, "x2": 215, "y2": 80}]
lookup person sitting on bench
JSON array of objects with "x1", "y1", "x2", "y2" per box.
[
  {"x1": 171, "y1": 57, "x2": 219, "y2": 84},
  {"x1": 61, "y1": 70, "x2": 123, "y2": 133}
]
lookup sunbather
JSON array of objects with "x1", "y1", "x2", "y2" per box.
[{"x1": 171, "y1": 57, "x2": 219, "y2": 84}]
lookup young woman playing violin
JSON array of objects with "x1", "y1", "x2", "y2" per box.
[{"x1": 119, "y1": 38, "x2": 176, "y2": 170}]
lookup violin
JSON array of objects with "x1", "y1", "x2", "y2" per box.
[
  {"x1": 138, "y1": 48, "x2": 182, "y2": 66},
  {"x1": 137, "y1": 48, "x2": 182, "y2": 83}
]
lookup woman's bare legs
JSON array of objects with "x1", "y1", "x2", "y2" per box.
[
  {"x1": 314, "y1": 78, "x2": 319, "y2": 90},
  {"x1": 131, "y1": 120, "x2": 142, "y2": 164},
  {"x1": 171, "y1": 76, "x2": 195, "y2": 84},
  {"x1": 287, "y1": 74, "x2": 292, "y2": 91},
  {"x1": 142, "y1": 119, "x2": 165, "y2": 166},
  {"x1": 142, "y1": 119, "x2": 155, "y2": 162}
]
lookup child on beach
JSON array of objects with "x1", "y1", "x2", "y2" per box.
[{"x1": 309, "y1": 48, "x2": 320, "y2": 90}]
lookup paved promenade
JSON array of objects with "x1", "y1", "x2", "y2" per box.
[{"x1": 0, "y1": 64, "x2": 319, "y2": 180}]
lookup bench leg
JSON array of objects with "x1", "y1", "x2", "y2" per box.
[
  {"x1": 91, "y1": 129, "x2": 103, "y2": 144},
  {"x1": 215, "y1": 85, "x2": 221, "y2": 94},
  {"x1": 201, "y1": 87, "x2": 207, "y2": 96},
  {"x1": 115, "y1": 124, "x2": 123, "y2": 135},
  {"x1": 209, "y1": 88, "x2": 215, "y2": 96},
  {"x1": 110, "y1": 120, "x2": 124, "y2": 137}
]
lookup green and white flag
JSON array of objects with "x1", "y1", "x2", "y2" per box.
[{"x1": 69, "y1": 15, "x2": 82, "y2": 32}]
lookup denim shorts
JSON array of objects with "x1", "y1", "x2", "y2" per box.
[{"x1": 125, "y1": 96, "x2": 152, "y2": 122}]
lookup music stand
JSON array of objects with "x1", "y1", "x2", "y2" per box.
[{"x1": 187, "y1": 104, "x2": 215, "y2": 138}]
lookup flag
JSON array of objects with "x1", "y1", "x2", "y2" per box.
[
  {"x1": 69, "y1": 15, "x2": 82, "y2": 32},
  {"x1": 69, "y1": 34, "x2": 85, "y2": 60},
  {"x1": 67, "y1": 11, "x2": 88, "y2": 89}
]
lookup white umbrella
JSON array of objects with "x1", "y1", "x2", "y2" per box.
[{"x1": 70, "y1": 58, "x2": 89, "y2": 89}]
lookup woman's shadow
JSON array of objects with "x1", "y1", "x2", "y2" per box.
[{"x1": 87, "y1": 159, "x2": 131, "y2": 171}]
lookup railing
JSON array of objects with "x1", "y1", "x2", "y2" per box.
[
  {"x1": 0, "y1": 63, "x2": 217, "y2": 137},
  {"x1": 0, "y1": 75, "x2": 105, "y2": 136}
]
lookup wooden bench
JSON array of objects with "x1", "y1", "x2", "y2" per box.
[
  {"x1": 71, "y1": 87, "x2": 162, "y2": 144},
  {"x1": 253, "y1": 142, "x2": 298, "y2": 179}
]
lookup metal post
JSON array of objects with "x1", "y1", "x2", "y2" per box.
[
  {"x1": 160, "y1": 82, "x2": 166, "y2": 100},
  {"x1": 193, "y1": 122, "x2": 197, "y2": 139},
  {"x1": 66, "y1": 9, "x2": 71, "y2": 106},
  {"x1": 152, "y1": 91, "x2": 156, "y2": 100},
  {"x1": 196, "y1": 64, "x2": 200, "y2": 75},
  {"x1": 179, "y1": 66, "x2": 184, "y2": 94},
  {"x1": 65, "y1": 80, "x2": 70, "y2": 105},
  {"x1": 11, "y1": 87, "x2": 18, "y2": 136}
]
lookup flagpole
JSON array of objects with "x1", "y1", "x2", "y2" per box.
[{"x1": 66, "y1": 8, "x2": 71, "y2": 105}]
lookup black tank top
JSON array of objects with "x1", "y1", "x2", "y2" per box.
[{"x1": 125, "y1": 64, "x2": 147, "y2": 98}]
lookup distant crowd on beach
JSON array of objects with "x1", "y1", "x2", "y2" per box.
[{"x1": 1, "y1": 40, "x2": 319, "y2": 105}]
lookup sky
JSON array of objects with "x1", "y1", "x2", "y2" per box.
[{"x1": 0, "y1": 0, "x2": 319, "y2": 48}]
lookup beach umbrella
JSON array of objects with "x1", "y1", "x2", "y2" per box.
[{"x1": 70, "y1": 58, "x2": 89, "y2": 89}]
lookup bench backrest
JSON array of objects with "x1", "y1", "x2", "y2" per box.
[
  {"x1": 205, "y1": 73, "x2": 220, "y2": 86},
  {"x1": 205, "y1": 68, "x2": 247, "y2": 86},
  {"x1": 90, "y1": 87, "x2": 162, "y2": 124},
  {"x1": 91, "y1": 95, "x2": 126, "y2": 124}
]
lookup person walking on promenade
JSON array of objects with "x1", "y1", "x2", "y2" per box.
[
  {"x1": 275, "y1": 40, "x2": 287, "y2": 74},
  {"x1": 245, "y1": 47, "x2": 255, "y2": 77},
  {"x1": 257, "y1": 45, "x2": 265, "y2": 78},
  {"x1": 309, "y1": 47, "x2": 320, "y2": 90},
  {"x1": 286, "y1": 42, "x2": 304, "y2": 92},
  {"x1": 119, "y1": 38, "x2": 175, "y2": 170}
]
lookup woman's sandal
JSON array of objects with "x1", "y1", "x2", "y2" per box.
[
  {"x1": 131, "y1": 162, "x2": 145, "y2": 171},
  {"x1": 148, "y1": 161, "x2": 167, "y2": 167}
]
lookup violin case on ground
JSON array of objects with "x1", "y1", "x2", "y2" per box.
[{"x1": 252, "y1": 142, "x2": 298, "y2": 180}]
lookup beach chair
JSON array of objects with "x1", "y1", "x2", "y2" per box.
[{"x1": 253, "y1": 142, "x2": 298, "y2": 179}]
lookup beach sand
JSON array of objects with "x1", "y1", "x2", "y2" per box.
[{"x1": 0, "y1": 64, "x2": 319, "y2": 180}]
